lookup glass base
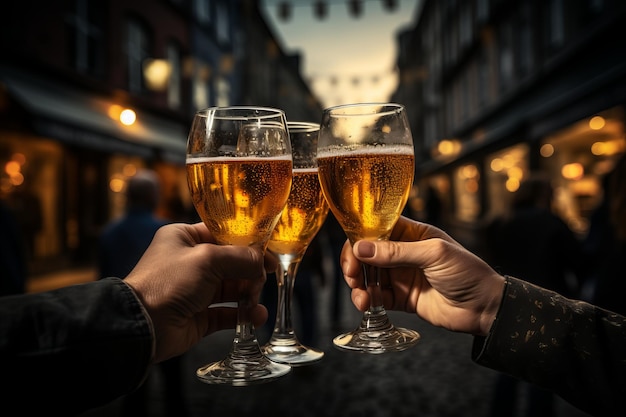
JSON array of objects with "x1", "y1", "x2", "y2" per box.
[
  {"x1": 333, "y1": 326, "x2": 420, "y2": 353},
  {"x1": 262, "y1": 341, "x2": 324, "y2": 366},
  {"x1": 196, "y1": 354, "x2": 291, "y2": 386}
]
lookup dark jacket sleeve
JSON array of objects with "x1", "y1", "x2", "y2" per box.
[
  {"x1": 472, "y1": 276, "x2": 626, "y2": 416},
  {"x1": 0, "y1": 277, "x2": 154, "y2": 415}
]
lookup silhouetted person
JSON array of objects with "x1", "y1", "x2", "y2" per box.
[
  {"x1": 582, "y1": 154, "x2": 626, "y2": 315},
  {"x1": 483, "y1": 176, "x2": 585, "y2": 417},
  {"x1": 98, "y1": 169, "x2": 188, "y2": 417}
]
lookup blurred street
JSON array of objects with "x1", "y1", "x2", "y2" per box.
[{"x1": 52, "y1": 269, "x2": 591, "y2": 417}]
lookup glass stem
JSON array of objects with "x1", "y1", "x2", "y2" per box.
[
  {"x1": 271, "y1": 259, "x2": 299, "y2": 341},
  {"x1": 228, "y1": 292, "x2": 262, "y2": 358},
  {"x1": 361, "y1": 263, "x2": 394, "y2": 332}
]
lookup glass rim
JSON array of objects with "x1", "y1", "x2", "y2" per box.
[
  {"x1": 323, "y1": 102, "x2": 404, "y2": 117},
  {"x1": 195, "y1": 106, "x2": 286, "y2": 120},
  {"x1": 286, "y1": 121, "x2": 320, "y2": 133}
]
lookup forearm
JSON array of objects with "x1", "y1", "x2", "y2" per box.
[
  {"x1": 0, "y1": 278, "x2": 154, "y2": 415},
  {"x1": 472, "y1": 276, "x2": 626, "y2": 415}
]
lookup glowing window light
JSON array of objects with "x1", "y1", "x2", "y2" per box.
[
  {"x1": 540, "y1": 143, "x2": 554, "y2": 157},
  {"x1": 120, "y1": 109, "x2": 136, "y2": 126},
  {"x1": 589, "y1": 116, "x2": 605, "y2": 130}
]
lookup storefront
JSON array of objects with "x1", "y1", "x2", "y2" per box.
[
  {"x1": 410, "y1": 105, "x2": 625, "y2": 248},
  {"x1": 0, "y1": 67, "x2": 189, "y2": 277}
]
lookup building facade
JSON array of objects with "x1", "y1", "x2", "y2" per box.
[
  {"x1": 394, "y1": 0, "x2": 626, "y2": 248},
  {"x1": 0, "y1": 0, "x2": 321, "y2": 279}
]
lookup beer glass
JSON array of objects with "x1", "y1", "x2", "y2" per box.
[
  {"x1": 186, "y1": 106, "x2": 293, "y2": 385},
  {"x1": 262, "y1": 122, "x2": 329, "y2": 365},
  {"x1": 316, "y1": 102, "x2": 421, "y2": 353}
]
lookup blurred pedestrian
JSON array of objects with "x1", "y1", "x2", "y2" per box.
[
  {"x1": 98, "y1": 169, "x2": 188, "y2": 417},
  {"x1": 582, "y1": 154, "x2": 626, "y2": 315},
  {"x1": 482, "y1": 176, "x2": 585, "y2": 417}
]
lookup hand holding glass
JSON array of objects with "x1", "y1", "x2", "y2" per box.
[
  {"x1": 316, "y1": 102, "x2": 421, "y2": 353},
  {"x1": 186, "y1": 106, "x2": 293, "y2": 385},
  {"x1": 262, "y1": 122, "x2": 329, "y2": 365}
]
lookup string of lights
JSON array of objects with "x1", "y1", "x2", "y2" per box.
[
  {"x1": 306, "y1": 65, "x2": 398, "y2": 87},
  {"x1": 264, "y1": 0, "x2": 399, "y2": 21}
]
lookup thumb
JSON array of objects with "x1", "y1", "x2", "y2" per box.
[{"x1": 353, "y1": 238, "x2": 451, "y2": 269}]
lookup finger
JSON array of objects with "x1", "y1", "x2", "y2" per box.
[
  {"x1": 186, "y1": 222, "x2": 216, "y2": 244},
  {"x1": 392, "y1": 217, "x2": 459, "y2": 245},
  {"x1": 353, "y1": 237, "x2": 453, "y2": 270},
  {"x1": 350, "y1": 287, "x2": 369, "y2": 312},
  {"x1": 198, "y1": 244, "x2": 266, "y2": 283},
  {"x1": 340, "y1": 241, "x2": 365, "y2": 288}
]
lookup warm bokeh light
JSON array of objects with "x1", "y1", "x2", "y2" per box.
[
  {"x1": 589, "y1": 116, "x2": 605, "y2": 130},
  {"x1": 120, "y1": 109, "x2": 136, "y2": 126},
  {"x1": 490, "y1": 157, "x2": 504, "y2": 172},
  {"x1": 506, "y1": 177, "x2": 520, "y2": 192},
  {"x1": 5, "y1": 160, "x2": 20, "y2": 176},
  {"x1": 540, "y1": 143, "x2": 554, "y2": 157},
  {"x1": 591, "y1": 139, "x2": 625, "y2": 156},
  {"x1": 143, "y1": 59, "x2": 172, "y2": 91},
  {"x1": 561, "y1": 162, "x2": 584, "y2": 180},
  {"x1": 108, "y1": 104, "x2": 123, "y2": 119},
  {"x1": 507, "y1": 166, "x2": 524, "y2": 180},
  {"x1": 461, "y1": 164, "x2": 478, "y2": 179},
  {"x1": 122, "y1": 164, "x2": 137, "y2": 177},
  {"x1": 437, "y1": 139, "x2": 461, "y2": 157},
  {"x1": 109, "y1": 176, "x2": 126, "y2": 193}
]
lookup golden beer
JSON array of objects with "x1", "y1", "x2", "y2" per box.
[
  {"x1": 317, "y1": 146, "x2": 414, "y2": 243},
  {"x1": 268, "y1": 168, "x2": 329, "y2": 260},
  {"x1": 186, "y1": 156, "x2": 292, "y2": 246}
]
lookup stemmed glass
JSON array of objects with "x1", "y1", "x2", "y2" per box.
[
  {"x1": 262, "y1": 122, "x2": 329, "y2": 365},
  {"x1": 186, "y1": 106, "x2": 293, "y2": 385},
  {"x1": 316, "y1": 102, "x2": 421, "y2": 354}
]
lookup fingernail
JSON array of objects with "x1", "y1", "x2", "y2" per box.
[{"x1": 356, "y1": 241, "x2": 375, "y2": 258}]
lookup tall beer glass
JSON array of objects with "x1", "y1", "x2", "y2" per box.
[
  {"x1": 186, "y1": 106, "x2": 292, "y2": 384},
  {"x1": 262, "y1": 122, "x2": 329, "y2": 365},
  {"x1": 317, "y1": 103, "x2": 421, "y2": 353}
]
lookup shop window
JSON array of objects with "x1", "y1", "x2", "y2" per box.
[
  {"x1": 453, "y1": 163, "x2": 481, "y2": 222},
  {"x1": 540, "y1": 106, "x2": 626, "y2": 235},
  {"x1": 485, "y1": 144, "x2": 529, "y2": 219},
  {"x1": 0, "y1": 136, "x2": 63, "y2": 268}
]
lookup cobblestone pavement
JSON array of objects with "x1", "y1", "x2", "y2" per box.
[{"x1": 82, "y1": 281, "x2": 591, "y2": 417}]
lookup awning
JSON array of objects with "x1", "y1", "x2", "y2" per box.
[{"x1": 0, "y1": 65, "x2": 187, "y2": 163}]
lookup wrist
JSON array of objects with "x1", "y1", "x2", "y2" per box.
[{"x1": 479, "y1": 274, "x2": 507, "y2": 336}]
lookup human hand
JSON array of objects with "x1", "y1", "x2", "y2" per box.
[
  {"x1": 124, "y1": 222, "x2": 273, "y2": 363},
  {"x1": 341, "y1": 216, "x2": 505, "y2": 336}
]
